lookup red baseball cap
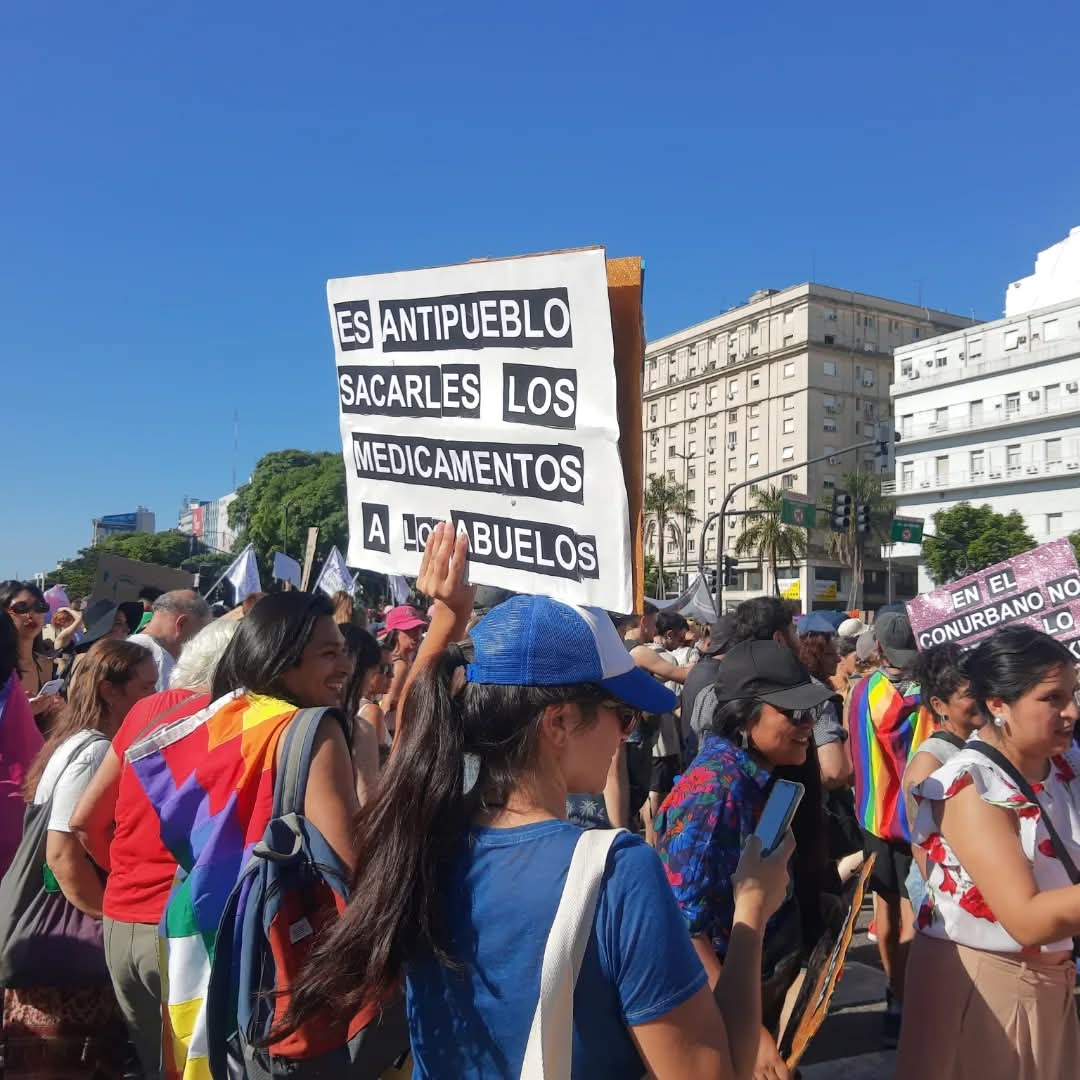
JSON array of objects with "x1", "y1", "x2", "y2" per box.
[{"x1": 385, "y1": 605, "x2": 427, "y2": 632}]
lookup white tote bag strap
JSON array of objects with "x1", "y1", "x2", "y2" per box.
[{"x1": 519, "y1": 828, "x2": 626, "y2": 1080}]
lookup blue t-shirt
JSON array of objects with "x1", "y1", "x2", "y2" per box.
[{"x1": 406, "y1": 820, "x2": 707, "y2": 1079}]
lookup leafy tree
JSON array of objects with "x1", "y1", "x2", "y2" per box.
[
  {"x1": 923, "y1": 502, "x2": 1036, "y2": 585},
  {"x1": 643, "y1": 554, "x2": 676, "y2": 600},
  {"x1": 229, "y1": 450, "x2": 348, "y2": 578},
  {"x1": 820, "y1": 472, "x2": 894, "y2": 608},
  {"x1": 643, "y1": 475, "x2": 695, "y2": 597},
  {"x1": 1070, "y1": 530, "x2": 1080, "y2": 563},
  {"x1": 44, "y1": 530, "x2": 232, "y2": 601},
  {"x1": 734, "y1": 485, "x2": 807, "y2": 597}
]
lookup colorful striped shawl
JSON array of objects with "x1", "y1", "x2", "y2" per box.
[
  {"x1": 127, "y1": 690, "x2": 300, "y2": 1080},
  {"x1": 848, "y1": 670, "x2": 933, "y2": 844}
]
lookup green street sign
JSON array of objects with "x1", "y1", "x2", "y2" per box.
[
  {"x1": 780, "y1": 497, "x2": 817, "y2": 528},
  {"x1": 890, "y1": 516, "x2": 924, "y2": 544}
]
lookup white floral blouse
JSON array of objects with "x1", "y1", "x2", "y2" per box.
[{"x1": 910, "y1": 739, "x2": 1080, "y2": 953}]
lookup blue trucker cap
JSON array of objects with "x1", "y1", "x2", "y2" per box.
[{"x1": 467, "y1": 595, "x2": 677, "y2": 715}]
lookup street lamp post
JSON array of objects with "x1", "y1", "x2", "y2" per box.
[{"x1": 282, "y1": 502, "x2": 293, "y2": 560}]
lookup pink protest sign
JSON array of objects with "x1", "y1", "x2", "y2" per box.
[{"x1": 906, "y1": 538, "x2": 1080, "y2": 661}]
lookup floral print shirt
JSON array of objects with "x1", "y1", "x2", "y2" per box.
[
  {"x1": 654, "y1": 734, "x2": 798, "y2": 962},
  {"x1": 911, "y1": 740, "x2": 1080, "y2": 953}
]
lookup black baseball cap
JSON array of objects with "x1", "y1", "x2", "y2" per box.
[
  {"x1": 715, "y1": 640, "x2": 836, "y2": 711},
  {"x1": 702, "y1": 613, "x2": 738, "y2": 657}
]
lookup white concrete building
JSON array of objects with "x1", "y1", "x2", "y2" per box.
[
  {"x1": 643, "y1": 283, "x2": 973, "y2": 610},
  {"x1": 888, "y1": 289, "x2": 1080, "y2": 590},
  {"x1": 1006, "y1": 226, "x2": 1080, "y2": 317}
]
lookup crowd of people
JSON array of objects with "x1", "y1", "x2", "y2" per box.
[{"x1": 0, "y1": 525, "x2": 1078, "y2": 1079}]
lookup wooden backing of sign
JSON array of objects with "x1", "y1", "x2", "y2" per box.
[
  {"x1": 780, "y1": 853, "x2": 877, "y2": 1069},
  {"x1": 92, "y1": 554, "x2": 195, "y2": 606},
  {"x1": 606, "y1": 255, "x2": 645, "y2": 614},
  {"x1": 300, "y1": 527, "x2": 320, "y2": 591}
]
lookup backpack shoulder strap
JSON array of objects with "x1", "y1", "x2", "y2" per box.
[
  {"x1": 273, "y1": 706, "x2": 335, "y2": 820},
  {"x1": 519, "y1": 828, "x2": 626, "y2": 1080}
]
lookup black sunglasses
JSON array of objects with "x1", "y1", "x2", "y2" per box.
[
  {"x1": 9, "y1": 600, "x2": 48, "y2": 616},
  {"x1": 773, "y1": 705, "x2": 815, "y2": 725},
  {"x1": 600, "y1": 699, "x2": 640, "y2": 735}
]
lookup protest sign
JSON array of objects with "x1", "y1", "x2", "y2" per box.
[
  {"x1": 314, "y1": 546, "x2": 355, "y2": 598},
  {"x1": 906, "y1": 538, "x2": 1080, "y2": 660},
  {"x1": 92, "y1": 555, "x2": 194, "y2": 606},
  {"x1": 272, "y1": 552, "x2": 302, "y2": 589},
  {"x1": 328, "y1": 248, "x2": 637, "y2": 611},
  {"x1": 300, "y1": 527, "x2": 320, "y2": 591}
]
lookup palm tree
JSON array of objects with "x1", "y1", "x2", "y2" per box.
[
  {"x1": 643, "y1": 475, "x2": 695, "y2": 597},
  {"x1": 822, "y1": 471, "x2": 895, "y2": 608},
  {"x1": 734, "y1": 485, "x2": 808, "y2": 597}
]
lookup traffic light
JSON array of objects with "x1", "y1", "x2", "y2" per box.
[
  {"x1": 723, "y1": 555, "x2": 738, "y2": 588},
  {"x1": 875, "y1": 422, "x2": 899, "y2": 474},
  {"x1": 855, "y1": 502, "x2": 872, "y2": 534},
  {"x1": 830, "y1": 490, "x2": 852, "y2": 531},
  {"x1": 705, "y1": 567, "x2": 717, "y2": 591}
]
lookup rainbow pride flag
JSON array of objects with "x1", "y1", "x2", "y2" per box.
[
  {"x1": 126, "y1": 690, "x2": 300, "y2": 1080},
  {"x1": 848, "y1": 671, "x2": 934, "y2": 844}
]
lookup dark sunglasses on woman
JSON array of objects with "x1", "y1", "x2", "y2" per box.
[
  {"x1": 776, "y1": 706, "x2": 815, "y2": 726},
  {"x1": 601, "y1": 699, "x2": 640, "y2": 735},
  {"x1": 9, "y1": 600, "x2": 49, "y2": 616}
]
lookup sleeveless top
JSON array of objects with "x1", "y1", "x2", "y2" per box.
[{"x1": 910, "y1": 740, "x2": 1080, "y2": 953}]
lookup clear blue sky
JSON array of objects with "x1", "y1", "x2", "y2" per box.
[{"x1": 3, "y1": 1, "x2": 1079, "y2": 578}]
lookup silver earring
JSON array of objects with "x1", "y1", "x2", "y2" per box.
[{"x1": 993, "y1": 715, "x2": 1005, "y2": 727}]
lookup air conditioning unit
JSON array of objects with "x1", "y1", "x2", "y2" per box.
[
  {"x1": 990, "y1": 471, "x2": 1002, "y2": 478},
  {"x1": 828, "y1": 456, "x2": 841, "y2": 465},
  {"x1": 910, "y1": 370, "x2": 920, "y2": 379},
  {"x1": 1027, "y1": 466, "x2": 1039, "y2": 474},
  {"x1": 1067, "y1": 462, "x2": 1080, "y2": 471},
  {"x1": 1029, "y1": 390, "x2": 1041, "y2": 400},
  {"x1": 1067, "y1": 382, "x2": 1079, "y2": 393},
  {"x1": 920, "y1": 481, "x2": 931, "y2": 488},
  {"x1": 649, "y1": 434, "x2": 659, "y2": 446},
  {"x1": 728, "y1": 392, "x2": 736, "y2": 400},
  {"x1": 863, "y1": 343, "x2": 875, "y2": 353}
]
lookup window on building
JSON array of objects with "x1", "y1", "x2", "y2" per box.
[
  {"x1": 750, "y1": 346, "x2": 760, "y2": 358},
  {"x1": 688, "y1": 421, "x2": 697, "y2": 434},
  {"x1": 1046, "y1": 438, "x2": 1062, "y2": 463},
  {"x1": 862, "y1": 368, "x2": 875, "y2": 387},
  {"x1": 934, "y1": 407, "x2": 948, "y2": 430},
  {"x1": 667, "y1": 444, "x2": 676, "y2": 458},
  {"x1": 901, "y1": 414, "x2": 913, "y2": 436},
  {"x1": 748, "y1": 404, "x2": 760, "y2": 418},
  {"x1": 688, "y1": 537, "x2": 696, "y2": 552},
  {"x1": 750, "y1": 425, "x2": 760, "y2": 440},
  {"x1": 934, "y1": 349, "x2": 947, "y2": 368},
  {"x1": 935, "y1": 456, "x2": 949, "y2": 485},
  {"x1": 901, "y1": 461, "x2": 915, "y2": 487},
  {"x1": 1043, "y1": 319, "x2": 1061, "y2": 342},
  {"x1": 708, "y1": 436, "x2": 717, "y2": 452},
  {"x1": 689, "y1": 391, "x2": 699, "y2": 409},
  {"x1": 707, "y1": 486, "x2": 717, "y2": 503},
  {"x1": 783, "y1": 417, "x2": 795, "y2": 434},
  {"x1": 688, "y1": 440, "x2": 697, "y2": 454},
  {"x1": 728, "y1": 456, "x2": 738, "y2": 471},
  {"x1": 1004, "y1": 328, "x2": 1022, "y2": 351},
  {"x1": 667, "y1": 539, "x2": 678, "y2": 554},
  {"x1": 782, "y1": 446, "x2": 795, "y2": 461},
  {"x1": 1046, "y1": 384, "x2": 1061, "y2": 410},
  {"x1": 783, "y1": 362, "x2": 796, "y2": 378},
  {"x1": 1006, "y1": 444, "x2": 1021, "y2": 471},
  {"x1": 748, "y1": 452, "x2": 760, "y2": 467},
  {"x1": 970, "y1": 450, "x2": 985, "y2": 476},
  {"x1": 823, "y1": 394, "x2": 836, "y2": 412},
  {"x1": 668, "y1": 395, "x2": 678, "y2": 411},
  {"x1": 667, "y1": 469, "x2": 676, "y2": 481},
  {"x1": 727, "y1": 378, "x2": 739, "y2": 396},
  {"x1": 648, "y1": 449, "x2": 656, "y2": 464},
  {"x1": 708, "y1": 415, "x2": 718, "y2": 429},
  {"x1": 1047, "y1": 512, "x2": 1063, "y2": 535},
  {"x1": 668, "y1": 354, "x2": 676, "y2": 368},
  {"x1": 782, "y1": 473, "x2": 796, "y2": 490},
  {"x1": 970, "y1": 400, "x2": 983, "y2": 424},
  {"x1": 823, "y1": 360, "x2": 837, "y2": 376},
  {"x1": 688, "y1": 490, "x2": 696, "y2": 504},
  {"x1": 708, "y1": 461, "x2": 717, "y2": 476},
  {"x1": 784, "y1": 334, "x2": 794, "y2": 346},
  {"x1": 1005, "y1": 392, "x2": 1020, "y2": 415},
  {"x1": 823, "y1": 419, "x2": 837, "y2": 432},
  {"x1": 783, "y1": 395, "x2": 794, "y2": 410},
  {"x1": 968, "y1": 338, "x2": 982, "y2": 360},
  {"x1": 750, "y1": 371, "x2": 761, "y2": 387},
  {"x1": 824, "y1": 335, "x2": 835, "y2": 346},
  {"x1": 823, "y1": 474, "x2": 836, "y2": 489},
  {"x1": 900, "y1": 359, "x2": 913, "y2": 376},
  {"x1": 728, "y1": 409, "x2": 738, "y2": 422},
  {"x1": 727, "y1": 432, "x2": 737, "y2": 449},
  {"x1": 707, "y1": 383, "x2": 718, "y2": 404},
  {"x1": 648, "y1": 403, "x2": 657, "y2": 423}
]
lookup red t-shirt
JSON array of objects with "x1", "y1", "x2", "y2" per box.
[{"x1": 102, "y1": 688, "x2": 210, "y2": 924}]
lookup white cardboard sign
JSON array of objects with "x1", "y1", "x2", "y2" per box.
[{"x1": 327, "y1": 249, "x2": 632, "y2": 610}]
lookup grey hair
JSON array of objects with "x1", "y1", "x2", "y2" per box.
[
  {"x1": 169, "y1": 618, "x2": 238, "y2": 690},
  {"x1": 154, "y1": 589, "x2": 212, "y2": 621}
]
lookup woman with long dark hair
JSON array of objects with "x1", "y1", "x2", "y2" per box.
[
  {"x1": 127, "y1": 590, "x2": 359, "y2": 1080},
  {"x1": 0, "y1": 580, "x2": 62, "y2": 727},
  {"x1": 655, "y1": 638, "x2": 837, "y2": 1079},
  {"x1": 276, "y1": 523, "x2": 794, "y2": 1079},
  {"x1": 0, "y1": 612, "x2": 43, "y2": 878},
  {"x1": 897, "y1": 626, "x2": 1080, "y2": 1079},
  {"x1": 2, "y1": 638, "x2": 157, "y2": 1079}
]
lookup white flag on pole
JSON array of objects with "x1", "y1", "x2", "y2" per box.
[
  {"x1": 315, "y1": 546, "x2": 355, "y2": 598},
  {"x1": 272, "y1": 552, "x2": 302, "y2": 589},
  {"x1": 225, "y1": 544, "x2": 262, "y2": 602},
  {"x1": 388, "y1": 574, "x2": 411, "y2": 605}
]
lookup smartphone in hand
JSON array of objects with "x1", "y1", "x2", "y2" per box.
[{"x1": 753, "y1": 779, "x2": 804, "y2": 856}]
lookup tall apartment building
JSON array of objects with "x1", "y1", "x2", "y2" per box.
[
  {"x1": 178, "y1": 492, "x2": 239, "y2": 553},
  {"x1": 643, "y1": 283, "x2": 973, "y2": 611},
  {"x1": 91, "y1": 506, "x2": 155, "y2": 546},
  {"x1": 888, "y1": 229, "x2": 1080, "y2": 591}
]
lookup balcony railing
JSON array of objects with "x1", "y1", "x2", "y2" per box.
[
  {"x1": 898, "y1": 394, "x2": 1080, "y2": 442},
  {"x1": 882, "y1": 454, "x2": 1080, "y2": 496}
]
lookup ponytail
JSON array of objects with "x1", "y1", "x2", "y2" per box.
[{"x1": 277, "y1": 648, "x2": 469, "y2": 1030}]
